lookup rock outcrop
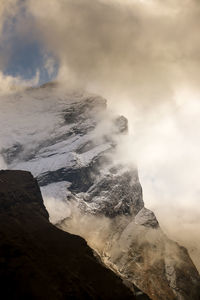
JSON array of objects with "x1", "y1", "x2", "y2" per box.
[
  {"x1": 0, "y1": 83, "x2": 200, "y2": 299},
  {"x1": 0, "y1": 170, "x2": 135, "y2": 300}
]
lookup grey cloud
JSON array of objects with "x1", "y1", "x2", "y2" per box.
[
  {"x1": 26, "y1": 0, "x2": 200, "y2": 108},
  {"x1": 1, "y1": 0, "x2": 200, "y2": 271}
]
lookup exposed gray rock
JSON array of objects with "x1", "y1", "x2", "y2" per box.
[{"x1": 135, "y1": 207, "x2": 159, "y2": 228}]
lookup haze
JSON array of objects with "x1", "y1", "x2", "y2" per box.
[{"x1": 0, "y1": 0, "x2": 200, "y2": 269}]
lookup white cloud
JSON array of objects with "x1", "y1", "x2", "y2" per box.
[
  {"x1": 0, "y1": 71, "x2": 40, "y2": 94},
  {"x1": 1, "y1": 0, "x2": 200, "y2": 270}
]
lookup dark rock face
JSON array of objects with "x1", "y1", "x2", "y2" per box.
[
  {"x1": 63, "y1": 96, "x2": 107, "y2": 124},
  {"x1": 79, "y1": 170, "x2": 144, "y2": 217},
  {"x1": 0, "y1": 170, "x2": 135, "y2": 300}
]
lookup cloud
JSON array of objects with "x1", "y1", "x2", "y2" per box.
[
  {"x1": 0, "y1": 0, "x2": 55, "y2": 88},
  {"x1": 0, "y1": 0, "x2": 19, "y2": 69},
  {"x1": 112, "y1": 90, "x2": 200, "y2": 270},
  {"x1": 0, "y1": 70, "x2": 40, "y2": 94},
  {"x1": 25, "y1": 0, "x2": 200, "y2": 270},
  {"x1": 23, "y1": 0, "x2": 200, "y2": 108},
  {"x1": 2, "y1": 0, "x2": 200, "y2": 102},
  {"x1": 0, "y1": 0, "x2": 18, "y2": 33},
  {"x1": 1, "y1": 0, "x2": 200, "y2": 270}
]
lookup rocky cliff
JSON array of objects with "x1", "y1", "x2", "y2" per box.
[
  {"x1": 0, "y1": 170, "x2": 135, "y2": 300},
  {"x1": 1, "y1": 83, "x2": 200, "y2": 299}
]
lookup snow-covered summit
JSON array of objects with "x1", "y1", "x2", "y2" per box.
[{"x1": 0, "y1": 83, "x2": 199, "y2": 300}]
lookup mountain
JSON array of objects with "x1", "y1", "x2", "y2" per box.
[
  {"x1": 0, "y1": 169, "x2": 136, "y2": 300},
  {"x1": 0, "y1": 83, "x2": 200, "y2": 299}
]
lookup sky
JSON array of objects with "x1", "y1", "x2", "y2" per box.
[
  {"x1": 1, "y1": 0, "x2": 200, "y2": 94},
  {"x1": 1, "y1": 0, "x2": 200, "y2": 269},
  {"x1": 0, "y1": 0, "x2": 58, "y2": 85}
]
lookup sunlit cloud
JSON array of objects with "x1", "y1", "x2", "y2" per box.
[{"x1": 0, "y1": 0, "x2": 200, "y2": 270}]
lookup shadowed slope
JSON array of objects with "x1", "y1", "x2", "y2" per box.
[{"x1": 0, "y1": 170, "x2": 135, "y2": 300}]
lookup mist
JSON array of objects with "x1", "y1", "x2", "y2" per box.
[
  {"x1": 113, "y1": 93, "x2": 200, "y2": 270},
  {"x1": 1, "y1": 0, "x2": 200, "y2": 270}
]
